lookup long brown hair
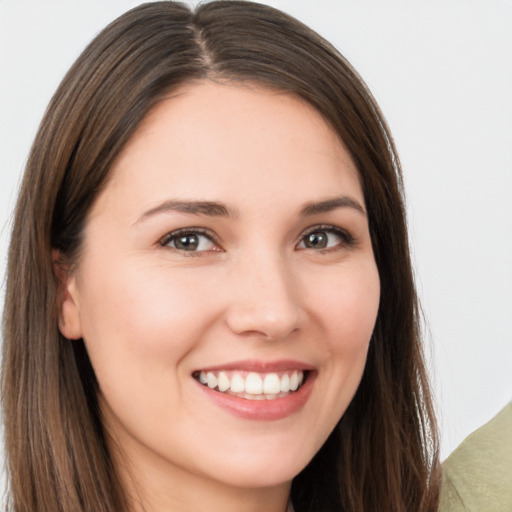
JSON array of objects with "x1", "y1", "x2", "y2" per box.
[{"x1": 2, "y1": 2, "x2": 440, "y2": 511}]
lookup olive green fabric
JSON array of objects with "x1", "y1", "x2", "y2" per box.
[{"x1": 439, "y1": 401, "x2": 512, "y2": 512}]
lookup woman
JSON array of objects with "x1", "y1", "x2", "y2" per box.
[{"x1": 1, "y1": 2, "x2": 440, "y2": 511}]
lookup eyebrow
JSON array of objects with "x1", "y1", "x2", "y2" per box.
[
  {"x1": 300, "y1": 196, "x2": 367, "y2": 217},
  {"x1": 136, "y1": 200, "x2": 238, "y2": 223},
  {"x1": 136, "y1": 195, "x2": 366, "y2": 224}
]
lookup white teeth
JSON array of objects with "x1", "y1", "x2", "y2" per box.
[
  {"x1": 289, "y1": 371, "x2": 299, "y2": 391},
  {"x1": 217, "y1": 371, "x2": 230, "y2": 392},
  {"x1": 206, "y1": 372, "x2": 218, "y2": 389},
  {"x1": 263, "y1": 373, "x2": 281, "y2": 394},
  {"x1": 245, "y1": 393, "x2": 265, "y2": 400},
  {"x1": 230, "y1": 373, "x2": 245, "y2": 393},
  {"x1": 280, "y1": 373, "x2": 290, "y2": 392},
  {"x1": 196, "y1": 370, "x2": 306, "y2": 397},
  {"x1": 245, "y1": 372, "x2": 263, "y2": 394}
]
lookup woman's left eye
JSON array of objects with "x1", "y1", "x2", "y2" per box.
[
  {"x1": 161, "y1": 230, "x2": 217, "y2": 252},
  {"x1": 297, "y1": 227, "x2": 353, "y2": 250}
]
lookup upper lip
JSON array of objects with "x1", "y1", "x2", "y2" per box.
[{"x1": 193, "y1": 359, "x2": 315, "y2": 374}]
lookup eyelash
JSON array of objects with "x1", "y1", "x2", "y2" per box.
[
  {"x1": 298, "y1": 225, "x2": 356, "y2": 252},
  {"x1": 159, "y1": 228, "x2": 220, "y2": 255},
  {"x1": 159, "y1": 224, "x2": 355, "y2": 254}
]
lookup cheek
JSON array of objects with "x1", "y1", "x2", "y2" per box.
[
  {"x1": 76, "y1": 263, "x2": 224, "y2": 444},
  {"x1": 77, "y1": 263, "x2": 219, "y2": 387},
  {"x1": 310, "y1": 259, "x2": 380, "y2": 424},
  {"x1": 334, "y1": 266, "x2": 380, "y2": 379},
  {"x1": 314, "y1": 259, "x2": 380, "y2": 347}
]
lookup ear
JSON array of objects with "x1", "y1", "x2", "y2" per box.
[{"x1": 53, "y1": 250, "x2": 83, "y2": 340}]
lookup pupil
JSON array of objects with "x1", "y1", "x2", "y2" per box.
[
  {"x1": 177, "y1": 234, "x2": 198, "y2": 250},
  {"x1": 306, "y1": 232, "x2": 327, "y2": 248}
]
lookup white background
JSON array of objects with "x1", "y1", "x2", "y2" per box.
[{"x1": 1, "y1": 0, "x2": 511, "y2": 479}]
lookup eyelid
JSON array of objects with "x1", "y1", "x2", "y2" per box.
[
  {"x1": 158, "y1": 224, "x2": 355, "y2": 253},
  {"x1": 297, "y1": 224, "x2": 355, "y2": 249},
  {"x1": 159, "y1": 227, "x2": 222, "y2": 252}
]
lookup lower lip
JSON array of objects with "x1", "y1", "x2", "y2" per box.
[{"x1": 196, "y1": 373, "x2": 316, "y2": 421}]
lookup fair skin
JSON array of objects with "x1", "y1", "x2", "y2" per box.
[{"x1": 58, "y1": 81, "x2": 380, "y2": 512}]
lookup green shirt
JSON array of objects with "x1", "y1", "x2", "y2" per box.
[{"x1": 439, "y1": 401, "x2": 512, "y2": 512}]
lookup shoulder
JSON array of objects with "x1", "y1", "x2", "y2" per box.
[{"x1": 438, "y1": 401, "x2": 512, "y2": 512}]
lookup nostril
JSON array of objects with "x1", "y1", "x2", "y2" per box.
[
  {"x1": 225, "y1": 306, "x2": 303, "y2": 341},
  {"x1": 223, "y1": 261, "x2": 304, "y2": 340}
]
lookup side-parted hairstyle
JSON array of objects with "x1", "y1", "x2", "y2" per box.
[{"x1": 2, "y1": 2, "x2": 440, "y2": 511}]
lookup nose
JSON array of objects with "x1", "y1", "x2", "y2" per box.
[{"x1": 224, "y1": 252, "x2": 304, "y2": 341}]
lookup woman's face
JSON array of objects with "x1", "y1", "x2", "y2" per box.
[{"x1": 59, "y1": 82, "x2": 380, "y2": 496}]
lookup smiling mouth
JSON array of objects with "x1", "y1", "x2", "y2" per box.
[{"x1": 192, "y1": 370, "x2": 307, "y2": 400}]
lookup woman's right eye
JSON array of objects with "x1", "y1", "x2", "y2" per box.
[{"x1": 161, "y1": 230, "x2": 218, "y2": 252}]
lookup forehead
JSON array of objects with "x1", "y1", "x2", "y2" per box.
[{"x1": 96, "y1": 80, "x2": 363, "y2": 218}]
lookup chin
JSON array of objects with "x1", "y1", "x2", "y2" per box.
[{"x1": 204, "y1": 446, "x2": 315, "y2": 490}]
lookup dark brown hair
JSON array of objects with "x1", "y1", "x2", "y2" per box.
[{"x1": 2, "y1": 2, "x2": 440, "y2": 511}]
